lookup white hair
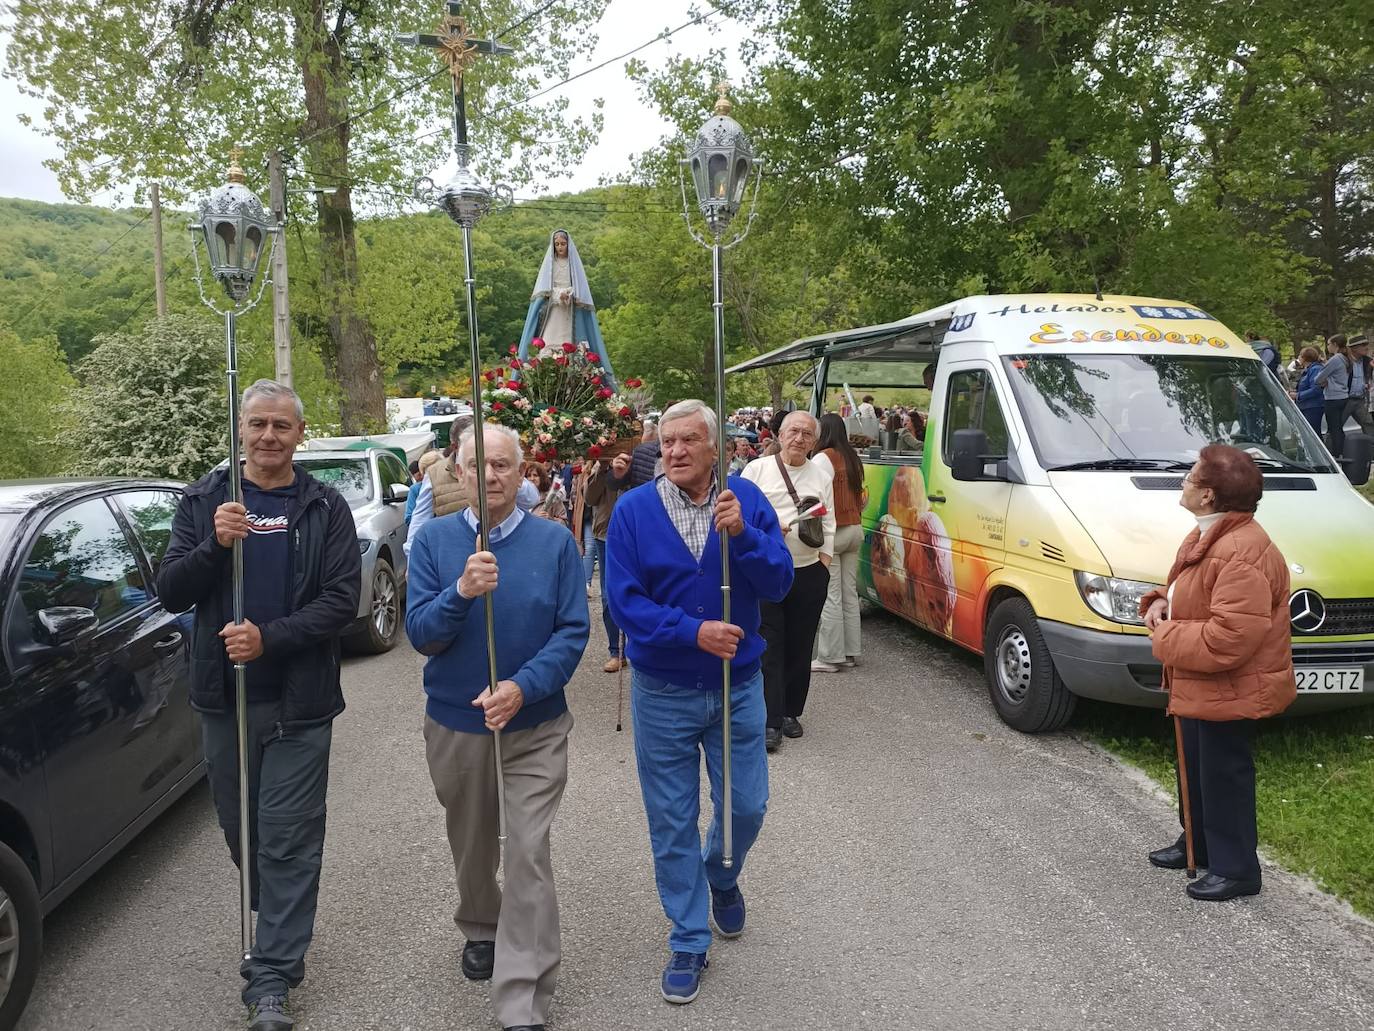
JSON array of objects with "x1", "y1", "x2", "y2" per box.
[
  {"x1": 781, "y1": 410, "x2": 818, "y2": 432},
  {"x1": 457, "y1": 422, "x2": 524, "y2": 466},
  {"x1": 241, "y1": 379, "x2": 303, "y2": 421},
  {"x1": 660, "y1": 399, "x2": 718, "y2": 441}
]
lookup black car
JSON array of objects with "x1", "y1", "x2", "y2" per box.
[{"x1": 0, "y1": 479, "x2": 202, "y2": 1026}]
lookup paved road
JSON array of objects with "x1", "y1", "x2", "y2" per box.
[{"x1": 19, "y1": 605, "x2": 1374, "y2": 1031}]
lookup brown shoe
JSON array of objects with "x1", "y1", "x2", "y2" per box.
[{"x1": 603, "y1": 657, "x2": 625, "y2": 673}]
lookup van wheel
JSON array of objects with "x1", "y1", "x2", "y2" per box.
[
  {"x1": 0, "y1": 841, "x2": 43, "y2": 1028},
  {"x1": 353, "y1": 559, "x2": 400, "y2": 654},
  {"x1": 983, "y1": 597, "x2": 1076, "y2": 733}
]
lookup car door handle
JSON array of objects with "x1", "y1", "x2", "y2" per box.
[
  {"x1": 153, "y1": 632, "x2": 184, "y2": 654},
  {"x1": 927, "y1": 493, "x2": 947, "y2": 504}
]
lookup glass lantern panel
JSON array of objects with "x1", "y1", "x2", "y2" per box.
[
  {"x1": 214, "y1": 220, "x2": 239, "y2": 270},
  {"x1": 731, "y1": 157, "x2": 751, "y2": 205},
  {"x1": 690, "y1": 155, "x2": 709, "y2": 206},
  {"x1": 708, "y1": 154, "x2": 728, "y2": 200},
  {"x1": 243, "y1": 225, "x2": 264, "y2": 272}
]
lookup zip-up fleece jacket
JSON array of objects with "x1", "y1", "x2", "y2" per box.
[{"x1": 157, "y1": 464, "x2": 362, "y2": 726}]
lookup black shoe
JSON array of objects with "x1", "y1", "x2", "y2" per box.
[
  {"x1": 246, "y1": 995, "x2": 293, "y2": 1031},
  {"x1": 1148, "y1": 843, "x2": 1203, "y2": 870},
  {"x1": 781, "y1": 716, "x2": 803, "y2": 739},
  {"x1": 461, "y1": 939, "x2": 495, "y2": 980},
  {"x1": 765, "y1": 727, "x2": 782, "y2": 753},
  {"x1": 1186, "y1": 872, "x2": 1261, "y2": 901}
]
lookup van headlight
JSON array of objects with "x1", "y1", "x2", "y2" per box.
[{"x1": 1074, "y1": 571, "x2": 1161, "y2": 626}]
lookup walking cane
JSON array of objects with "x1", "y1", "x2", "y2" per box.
[
  {"x1": 615, "y1": 631, "x2": 626, "y2": 732},
  {"x1": 1172, "y1": 714, "x2": 1198, "y2": 879}
]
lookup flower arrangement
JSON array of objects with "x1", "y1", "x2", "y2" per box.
[{"x1": 479, "y1": 338, "x2": 645, "y2": 462}]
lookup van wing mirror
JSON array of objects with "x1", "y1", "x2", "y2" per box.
[
  {"x1": 950, "y1": 429, "x2": 989, "y2": 481},
  {"x1": 1343, "y1": 433, "x2": 1372, "y2": 487}
]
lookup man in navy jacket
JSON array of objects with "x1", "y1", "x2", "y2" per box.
[
  {"x1": 159, "y1": 380, "x2": 360, "y2": 1031},
  {"x1": 606, "y1": 399, "x2": 792, "y2": 1006}
]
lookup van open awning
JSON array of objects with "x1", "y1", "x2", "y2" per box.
[{"x1": 725, "y1": 300, "x2": 960, "y2": 374}]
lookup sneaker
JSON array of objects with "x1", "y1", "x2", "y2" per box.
[
  {"x1": 247, "y1": 995, "x2": 293, "y2": 1031},
  {"x1": 660, "y1": 951, "x2": 708, "y2": 1004},
  {"x1": 710, "y1": 885, "x2": 746, "y2": 938},
  {"x1": 810, "y1": 660, "x2": 839, "y2": 673},
  {"x1": 842, "y1": 656, "x2": 859, "y2": 667}
]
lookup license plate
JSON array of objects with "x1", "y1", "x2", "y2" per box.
[{"x1": 1294, "y1": 667, "x2": 1365, "y2": 693}]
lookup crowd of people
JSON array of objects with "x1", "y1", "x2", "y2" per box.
[{"x1": 156, "y1": 371, "x2": 1306, "y2": 1031}]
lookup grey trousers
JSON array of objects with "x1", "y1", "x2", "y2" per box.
[
  {"x1": 201, "y1": 704, "x2": 332, "y2": 1004},
  {"x1": 424, "y1": 710, "x2": 572, "y2": 1028}
]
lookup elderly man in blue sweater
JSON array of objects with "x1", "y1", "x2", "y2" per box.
[
  {"x1": 606, "y1": 399, "x2": 793, "y2": 1005},
  {"x1": 406, "y1": 423, "x2": 588, "y2": 1031}
]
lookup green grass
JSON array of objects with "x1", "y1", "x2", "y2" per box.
[{"x1": 1075, "y1": 700, "x2": 1374, "y2": 916}]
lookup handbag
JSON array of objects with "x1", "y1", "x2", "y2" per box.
[{"x1": 775, "y1": 454, "x2": 825, "y2": 549}]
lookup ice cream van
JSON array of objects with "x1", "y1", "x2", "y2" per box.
[{"x1": 728, "y1": 294, "x2": 1374, "y2": 732}]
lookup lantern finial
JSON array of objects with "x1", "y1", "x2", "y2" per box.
[
  {"x1": 713, "y1": 80, "x2": 733, "y2": 116},
  {"x1": 227, "y1": 146, "x2": 247, "y2": 185}
]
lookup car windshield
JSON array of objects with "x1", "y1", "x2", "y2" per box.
[
  {"x1": 295, "y1": 458, "x2": 373, "y2": 502},
  {"x1": 1002, "y1": 353, "x2": 1337, "y2": 473}
]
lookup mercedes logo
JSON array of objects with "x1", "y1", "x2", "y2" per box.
[{"x1": 1289, "y1": 589, "x2": 1327, "y2": 633}]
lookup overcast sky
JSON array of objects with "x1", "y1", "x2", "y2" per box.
[{"x1": 0, "y1": 0, "x2": 749, "y2": 207}]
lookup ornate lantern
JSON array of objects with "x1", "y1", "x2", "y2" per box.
[
  {"x1": 194, "y1": 148, "x2": 275, "y2": 302},
  {"x1": 685, "y1": 83, "x2": 756, "y2": 236}
]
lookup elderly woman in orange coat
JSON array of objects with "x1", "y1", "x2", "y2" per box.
[{"x1": 1139, "y1": 444, "x2": 1295, "y2": 901}]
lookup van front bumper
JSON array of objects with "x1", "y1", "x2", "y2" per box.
[{"x1": 1039, "y1": 618, "x2": 1374, "y2": 712}]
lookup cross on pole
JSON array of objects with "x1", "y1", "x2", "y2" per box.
[{"x1": 398, "y1": 1, "x2": 514, "y2": 167}]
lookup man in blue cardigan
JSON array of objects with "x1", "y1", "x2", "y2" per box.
[
  {"x1": 406, "y1": 423, "x2": 589, "y2": 1031},
  {"x1": 606, "y1": 399, "x2": 793, "y2": 1005}
]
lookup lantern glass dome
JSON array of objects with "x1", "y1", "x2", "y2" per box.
[
  {"x1": 196, "y1": 150, "x2": 275, "y2": 303},
  {"x1": 685, "y1": 86, "x2": 755, "y2": 236}
]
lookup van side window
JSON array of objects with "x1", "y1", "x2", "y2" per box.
[{"x1": 943, "y1": 369, "x2": 1009, "y2": 461}]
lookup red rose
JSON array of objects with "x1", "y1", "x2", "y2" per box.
[
  {"x1": 495, "y1": 367, "x2": 505, "y2": 378},
  {"x1": 625, "y1": 377, "x2": 642, "y2": 388},
  {"x1": 548, "y1": 406, "x2": 558, "y2": 414},
  {"x1": 492, "y1": 402, "x2": 505, "y2": 411},
  {"x1": 561, "y1": 342, "x2": 576, "y2": 353},
  {"x1": 618, "y1": 406, "x2": 632, "y2": 417},
  {"x1": 597, "y1": 388, "x2": 613, "y2": 399},
  {"x1": 506, "y1": 380, "x2": 521, "y2": 390},
  {"x1": 483, "y1": 370, "x2": 496, "y2": 382},
  {"x1": 508, "y1": 344, "x2": 517, "y2": 354},
  {"x1": 587, "y1": 353, "x2": 600, "y2": 363},
  {"x1": 509, "y1": 357, "x2": 522, "y2": 369},
  {"x1": 586, "y1": 446, "x2": 601, "y2": 459},
  {"x1": 532, "y1": 337, "x2": 545, "y2": 349},
  {"x1": 591, "y1": 376, "x2": 603, "y2": 385},
  {"x1": 555, "y1": 355, "x2": 569, "y2": 366},
  {"x1": 573, "y1": 463, "x2": 584, "y2": 473},
  {"x1": 528, "y1": 357, "x2": 540, "y2": 367}
]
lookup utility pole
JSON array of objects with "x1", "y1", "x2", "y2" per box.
[
  {"x1": 268, "y1": 151, "x2": 293, "y2": 387},
  {"x1": 151, "y1": 182, "x2": 167, "y2": 317}
]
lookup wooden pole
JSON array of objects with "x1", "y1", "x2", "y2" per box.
[
  {"x1": 268, "y1": 151, "x2": 293, "y2": 387},
  {"x1": 151, "y1": 183, "x2": 167, "y2": 317}
]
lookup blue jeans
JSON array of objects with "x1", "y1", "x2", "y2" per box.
[
  {"x1": 631, "y1": 669, "x2": 768, "y2": 954},
  {"x1": 594, "y1": 537, "x2": 620, "y2": 656},
  {"x1": 581, "y1": 519, "x2": 596, "y2": 585}
]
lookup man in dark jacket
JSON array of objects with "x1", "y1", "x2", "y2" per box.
[{"x1": 158, "y1": 379, "x2": 360, "y2": 1031}]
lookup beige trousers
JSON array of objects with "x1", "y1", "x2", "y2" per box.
[
  {"x1": 816, "y1": 522, "x2": 864, "y2": 663},
  {"x1": 423, "y1": 710, "x2": 573, "y2": 1028}
]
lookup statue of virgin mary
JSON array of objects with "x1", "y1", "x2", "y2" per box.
[{"x1": 516, "y1": 228, "x2": 619, "y2": 389}]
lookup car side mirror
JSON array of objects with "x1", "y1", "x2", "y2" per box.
[
  {"x1": 384, "y1": 482, "x2": 411, "y2": 503},
  {"x1": 1343, "y1": 433, "x2": 1372, "y2": 487},
  {"x1": 37, "y1": 606, "x2": 98, "y2": 647},
  {"x1": 950, "y1": 429, "x2": 989, "y2": 481}
]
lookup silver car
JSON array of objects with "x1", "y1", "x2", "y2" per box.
[{"x1": 292, "y1": 448, "x2": 413, "y2": 653}]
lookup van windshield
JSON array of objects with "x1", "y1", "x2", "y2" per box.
[{"x1": 1002, "y1": 354, "x2": 1337, "y2": 473}]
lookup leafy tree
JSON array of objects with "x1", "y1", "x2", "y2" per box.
[
  {"x1": 7, "y1": 0, "x2": 610, "y2": 432},
  {"x1": 65, "y1": 313, "x2": 238, "y2": 481},
  {"x1": 0, "y1": 325, "x2": 76, "y2": 477}
]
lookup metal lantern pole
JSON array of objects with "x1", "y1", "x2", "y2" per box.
[
  {"x1": 681, "y1": 82, "x2": 763, "y2": 870},
  {"x1": 401, "y1": 0, "x2": 513, "y2": 852},
  {"x1": 190, "y1": 147, "x2": 281, "y2": 959}
]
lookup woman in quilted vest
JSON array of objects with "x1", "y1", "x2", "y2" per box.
[{"x1": 1139, "y1": 444, "x2": 1295, "y2": 901}]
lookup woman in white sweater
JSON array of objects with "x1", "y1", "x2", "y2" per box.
[{"x1": 742, "y1": 411, "x2": 836, "y2": 753}]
